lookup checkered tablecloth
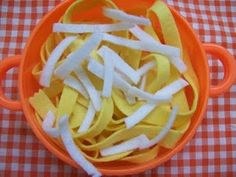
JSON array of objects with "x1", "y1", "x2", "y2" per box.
[{"x1": 0, "y1": 0, "x2": 235, "y2": 176}]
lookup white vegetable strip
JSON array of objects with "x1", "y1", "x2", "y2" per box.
[
  {"x1": 87, "y1": 59, "x2": 131, "y2": 92},
  {"x1": 53, "y1": 22, "x2": 134, "y2": 33},
  {"x1": 125, "y1": 103, "x2": 157, "y2": 129},
  {"x1": 129, "y1": 26, "x2": 187, "y2": 73},
  {"x1": 64, "y1": 76, "x2": 89, "y2": 99},
  {"x1": 169, "y1": 57, "x2": 187, "y2": 73},
  {"x1": 155, "y1": 78, "x2": 189, "y2": 97},
  {"x1": 97, "y1": 46, "x2": 140, "y2": 84},
  {"x1": 128, "y1": 86, "x2": 171, "y2": 103},
  {"x1": 99, "y1": 47, "x2": 115, "y2": 98},
  {"x1": 54, "y1": 33, "x2": 102, "y2": 79},
  {"x1": 125, "y1": 79, "x2": 189, "y2": 128},
  {"x1": 40, "y1": 36, "x2": 76, "y2": 87},
  {"x1": 140, "y1": 106, "x2": 178, "y2": 149},
  {"x1": 58, "y1": 115, "x2": 101, "y2": 177},
  {"x1": 78, "y1": 102, "x2": 96, "y2": 133},
  {"x1": 75, "y1": 68, "x2": 101, "y2": 111},
  {"x1": 42, "y1": 111, "x2": 60, "y2": 138},
  {"x1": 129, "y1": 25, "x2": 157, "y2": 43},
  {"x1": 100, "y1": 134, "x2": 150, "y2": 156},
  {"x1": 103, "y1": 33, "x2": 180, "y2": 57},
  {"x1": 103, "y1": 8, "x2": 151, "y2": 26},
  {"x1": 136, "y1": 61, "x2": 156, "y2": 76}
]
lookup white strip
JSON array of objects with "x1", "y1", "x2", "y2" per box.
[
  {"x1": 129, "y1": 25, "x2": 187, "y2": 73},
  {"x1": 53, "y1": 22, "x2": 134, "y2": 33},
  {"x1": 42, "y1": 111, "x2": 60, "y2": 138},
  {"x1": 125, "y1": 103, "x2": 157, "y2": 129},
  {"x1": 39, "y1": 36, "x2": 76, "y2": 87},
  {"x1": 78, "y1": 102, "x2": 96, "y2": 133},
  {"x1": 103, "y1": 33, "x2": 180, "y2": 57},
  {"x1": 87, "y1": 59, "x2": 131, "y2": 92},
  {"x1": 139, "y1": 106, "x2": 178, "y2": 149},
  {"x1": 169, "y1": 56, "x2": 187, "y2": 73},
  {"x1": 54, "y1": 33, "x2": 102, "y2": 79},
  {"x1": 136, "y1": 61, "x2": 156, "y2": 76},
  {"x1": 129, "y1": 25, "x2": 157, "y2": 43},
  {"x1": 103, "y1": 8, "x2": 151, "y2": 26},
  {"x1": 58, "y1": 115, "x2": 101, "y2": 177},
  {"x1": 75, "y1": 68, "x2": 101, "y2": 111},
  {"x1": 124, "y1": 79, "x2": 189, "y2": 128},
  {"x1": 97, "y1": 46, "x2": 140, "y2": 84},
  {"x1": 100, "y1": 134, "x2": 149, "y2": 156},
  {"x1": 64, "y1": 76, "x2": 89, "y2": 99},
  {"x1": 98, "y1": 47, "x2": 115, "y2": 98},
  {"x1": 155, "y1": 78, "x2": 189, "y2": 97},
  {"x1": 128, "y1": 86, "x2": 171, "y2": 103}
]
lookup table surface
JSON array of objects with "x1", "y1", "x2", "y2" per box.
[{"x1": 0, "y1": 0, "x2": 235, "y2": 176}]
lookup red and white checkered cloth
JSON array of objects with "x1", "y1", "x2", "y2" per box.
[{"x1": 0, "y1": 0, "x2": 235, "y2": 176}]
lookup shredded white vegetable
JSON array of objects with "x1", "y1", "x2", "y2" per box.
[
  {"x1": 40, "y1": 36, "x2": 76, "y2": 87},
  {"x1": 128, "y1": 86, "x2": 171, "y2": 103},
  {"x1": 75, "y1": 68, "x2": 101, "y2": 111},
  {"x1": 53, "y1": 22, "x2": 134, "y2": 33},
  {"x1": 125, "y1": 79, "x2": 189, "y2": 128},
  {"x1": 64, "y1": 76, "x2": 89, "y2": 99},
  {"x1": 140, "y1": 106, "x2": 178, "y2": 149},
  {"x1": 129, "y1": 25, "x2": 157, "y2": 43},
  {"x1": 54, "y1": 33, "x2": 103, "y2": 79},
  {"x1": 97, "y1": 46, "x2": 140, "y2": 84},
  {"x1": 87, "y1": 59, "x2": 131, "y2": 92},
  {"x1": 169, "y1": 56, "x2": 187, "y2": 73},
  {"x1": 125, "y1": 103, "x2": 157, "y2": 129},
  {"x1": 42, "y1": 111, "x2": 60, "y2": 138},
  {"x1": 136, "y1": 61, "x2": 156, "y2": 76},
  {"x1": 58, "y1": 115, "x2": 101, "y2": 177},
  {"x1": 98, "y1": 47, "x2": 115, "y2": 98},
  {"x1": 155, "y1": 78, "x2": 189, "y2": 97},
  {"x1": 103, "y1": 8, "x2": 151, "y2": 26},
  {"x1": 103, "y1": 33, "x2": 180, "y2": 57},
  {"x1": 78, "y1": 101, "x2": 96, "y2": 133},
  {"x1": 100, "y1": 134, "x2": 150, "y2": 156}
]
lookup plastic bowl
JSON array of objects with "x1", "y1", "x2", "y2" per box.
[{"x1": 0, "y1": 0, "x2": 235, "y2": 176}]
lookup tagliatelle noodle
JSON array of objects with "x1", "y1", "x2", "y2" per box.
[
  {"x1": 29, "y1": 90, "x2": 57, "y2": 119},
  {"x1": 56, "y1": 86, "x2": 78, "y2": 124},
  {"x1": 148, "y1": 0, "x2": 199, "y2": 128}
]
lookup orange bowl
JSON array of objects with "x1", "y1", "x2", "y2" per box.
[{"x1": 0, "y1": 0, "x2": 235, "y2": 176}]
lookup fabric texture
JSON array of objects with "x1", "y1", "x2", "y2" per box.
[{"x1": 0, "y1": 0, "x2": 235, "y2": 176}]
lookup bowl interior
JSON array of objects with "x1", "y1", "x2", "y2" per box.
[{"x1": 20, "y1": 0, "x2": 209, "y2": 175}]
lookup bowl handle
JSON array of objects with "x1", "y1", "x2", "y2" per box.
[
  {"x1": 203, "y1": 43, "x2": 236, "y2": 97},
  {"x1": 0, "y1": 55, "x2": 22, "y2": 110}
]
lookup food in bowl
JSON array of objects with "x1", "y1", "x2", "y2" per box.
[{"x1": 29, "y1": 0, "x2": 199, "y2": 176}]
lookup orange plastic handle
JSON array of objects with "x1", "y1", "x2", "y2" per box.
[
  {"x1": 0, "y1": 55, "x2": 22, "y2": 110},
  {"x1": 203, "y1": 43, "x2": 236, "y2": 97}
]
